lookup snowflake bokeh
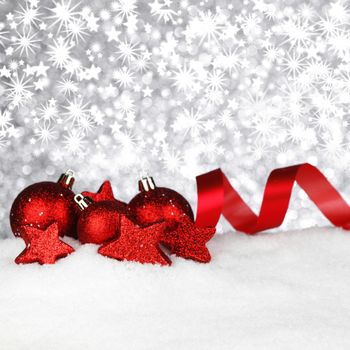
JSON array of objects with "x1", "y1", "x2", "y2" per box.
[{"x1": 1, "y1": 0, "x2": 350, "y2": 237}]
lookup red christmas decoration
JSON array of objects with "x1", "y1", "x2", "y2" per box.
[
  {"x1": 15, "y1": 222, "x2": 75, "y2": 265},
  {"x1": 195, "y1": 164, "x2": 350, "y2": 233},
  {"x1": 75, "y1": 192, "x2": 126, "y2": 244},
  {"x1": 161, "y1": 216, "x2": 216, "y2": 263},
  {"x1": 82, "y1": 180, "x2": 117, "y2": 202},
  {"x1": 10, "y1": 170, "x2": 78, "y2": 238},
  {"x1": 126, "y1": 176, "x2": 216, "y2": 263},
  {"x1": 10, "y1": 162, "x2": 350, "y2": 268},
  {"x1": 98, "y1": 215, "x2": 171, "y2": 265},
  {"x1": 127, "y1": 176, "x2": 194, "y2": 230}
]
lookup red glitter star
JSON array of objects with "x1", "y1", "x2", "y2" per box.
[
  {"x1": 98, "y1": 216, "x2": 171, "y2": 266},
  {"x1": 15, "y1": 222, "x2": 75, "y2": 265},
  {"x1": 82, "y1": 181, "x2": 116, "y2": 202},
  {"x1": 161, "y1": 217, "x2": 216, "y2": 263}
]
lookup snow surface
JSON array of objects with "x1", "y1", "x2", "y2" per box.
[{"x1": 1, "y1": 227, "x2": 350, "y2": 350}]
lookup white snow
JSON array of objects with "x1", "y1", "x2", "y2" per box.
[{"x1": 1, "y1": 227, "x2": 350, "y2": 350}]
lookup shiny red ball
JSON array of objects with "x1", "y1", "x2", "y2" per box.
[
  {"x1": 10, "y1": 181, "x2": 77, "y2": 238},
  {"x1": 127, "y1": 187, "x2": 194, "y2": 228},
  {"x1": 77, "y1": 200, "x2": 126, "y2": 244}
]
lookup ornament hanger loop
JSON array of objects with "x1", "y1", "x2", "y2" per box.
[
  {"x1": 139, "y1": 176, "x2": 155, "y2": 192},
  {"x1": 64, "y1": 169, "x2": 74, "y2": 185},
  {"x1": 74, "y1": 194, "x2": 91, "y2": 210},
  {"x1": 58, "y1": 169, "x2": 75, "y2": 188}
]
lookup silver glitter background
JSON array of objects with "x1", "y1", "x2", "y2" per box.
[{"x1": 1, "y1": 0, "x2": 350, "y2": 237}]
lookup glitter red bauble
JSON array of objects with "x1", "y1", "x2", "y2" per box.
[
  {"x1": 10, "y1": 171, "x2": 78, "y2": 238},
  {"x1": 127, "y1": 177, "x2": 194, "y2": 229},
  {"x1": 76, "y1": 181, "x2": 127, "y2": 244},
  {"x1": 77, "y1": 197, "x2": 127, "y2": 244}
]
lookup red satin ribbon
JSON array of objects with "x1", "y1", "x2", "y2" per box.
[{"x1": 195, "y1": 163, "x2": 350, "y2": 233}]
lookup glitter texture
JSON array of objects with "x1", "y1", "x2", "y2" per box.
[
  {"x1": 162, "y1": 216, "x2": 216, "y2": 263},
  {"x1": 98, "y1": 215, "x2": 171, "y2": 265},
  {"x1": 15, "y1": 222, "x2": 75, "y2": 264},
  {"x1": 77, "y1": 199, "x2": 126, "y2": 244},
  {"x1": 10, "y1": 173, "x2": 78, "y2": 238},
  {"x1": 127, "y1": 181, "x2": 194, "y2": 227},
  {"x1": 78, "y1": 181, "x2": 127, "y2": 244},
  {"x1": 82, "y1": 181, "x2": 119, "y2": 202}
]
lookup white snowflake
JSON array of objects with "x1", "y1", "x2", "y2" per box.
[
  {"x1": 35, "y1": 122, "x2": 58, "y2": 144},
  {"x1": 64, "y1": 17, "x2": 88, "y2": 43},
  {"x1": 63, "y1": 129, "x2": 86, "y2": 155},
  {"x1": 57, "y1": 78, "x2": 78, "y2": 95},
  {"x1": 171, "y1": 64, "x2": 198, "y2": 93},
  {"x1": 63, "y1": 97, "x2": 91, "y2": 126},
  {"x1": 5, "y1": 74, "x2": 33, "y2": 107},
  {"x1": 111, "y1": 0, "x2": 138, "y2": 20},
  {"x1": 38, "y1": 100, "x2": 59, "y2": 122},
  {"x1": 171, "y1": 108, "x2": 205, "y2": 137},
  {"x1": 116, "y1": 40, "x2": 140, "y2": 64},
  {"x1": 149, "y1": 0, "x2": 178, "y2": 24},
  {"x1": 13, "y1": 29, "x2": 40, "y2": 56},
  {"x1": 0, "y1": 110, "x2": 13, "y2": 133},
  {"x1": 16, "y1": 3, "x2": 42, "y2": 28},
  {"x1": 186, "y1": 10, "x2": 224, "y2": 45},
  {"x1": 113, "y1": 66, "x2": 134, "y2": 88},
  {"x1": 47, "y1": 38, "x2": 73, "y2": 69},
  {"x1": 49, "y1": 0, "x2": 81, "y2": 33}
]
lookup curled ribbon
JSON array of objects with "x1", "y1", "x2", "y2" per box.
[{"x1": 195, "y1": 163, "x2": 350, "y2": 233}]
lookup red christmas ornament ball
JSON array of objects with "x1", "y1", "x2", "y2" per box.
[
  {"x1": 77, "y1": 199, "x2": 126, "y2": 244},
  {"x1": 10, "y1": 171, "x2": 78, "y2": 238},
  {"x1": 127, "y1": 177, "x2": 194, "y2": 229}
]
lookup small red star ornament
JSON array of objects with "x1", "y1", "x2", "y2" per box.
[
  {"x1": 15, "y1": 222, "x2": 75, "y2": 265},
  {"x1": 98, "y1": 215, "x2": 171, "y2": 266},
  {"x1": 161, "y1": 217, "x2": 216, "y2": 263},
  {"x1": 82, "y1": 181, "x2": 118, "y2": 202}
]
